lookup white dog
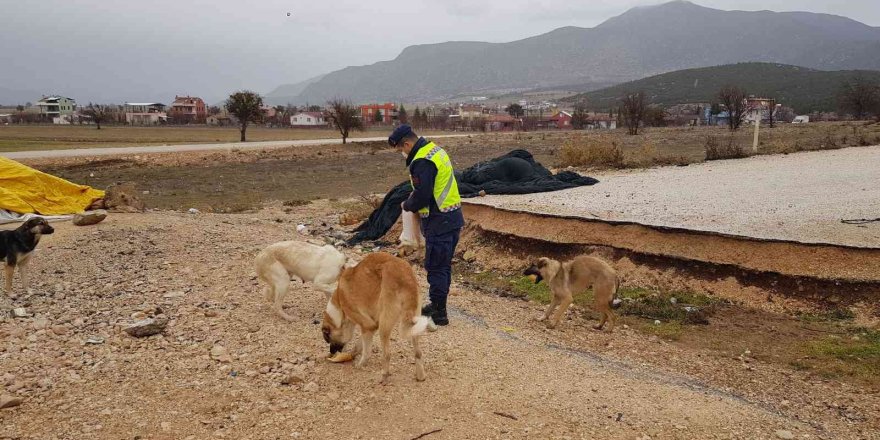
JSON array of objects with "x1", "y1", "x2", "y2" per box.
[{"x1": 255, "y1": 241, "x2": 348, "y2": 321}]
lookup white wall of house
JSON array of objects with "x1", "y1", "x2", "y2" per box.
[{"x1": 290, "y1": 113, "x2": 325, "y2": 126}]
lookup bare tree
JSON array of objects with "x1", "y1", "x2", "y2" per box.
[
  {"x1": 325, "y1": 98, "x2": 363, "y2": 144},
  {"x1": 765, "y1": 99, "x2": 777, "y2": 128},
  {"x1": 717, "y1": 85, "x2": 748, "y2": 131},
  {"x1": 838, "y1": 75, "x2": 880, "y2": 120},
  {"x1": 81, "y1": 103, "x2": 114, "y2": 130},
  {"x1": 225, "y1": 90, "x2": 264, "y2": 142},
  {"x1": 644, "y1": 105, "x2": 667, "y2": 127},
  {"x1": 620, "y1": 92, "x2": 646, "y2": 135}
]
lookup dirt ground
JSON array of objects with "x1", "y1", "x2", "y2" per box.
[
  {"x1": 1, "y1": 202, "x2": 878, "y2": 439},
  {"x1": 27, "y1": 133, "x2": 562, "y2": 212}
]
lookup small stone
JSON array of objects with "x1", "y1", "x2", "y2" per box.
[
  {"x1": 51, "y1": 325, "x2": 68, "y2": 336},
  {"x1": 211, "y1": 345, "x2": 232, "y2": 363},
  {"x1": 12, "y1": 308, "x2": 30, "y2": 318},
  {"x1": 131, "y1": 312, "x2": 147, "y2": 320},
  {"x1": 204, "y1": 310, "x2": 218, "y2": 317},
  {"x1": 85, "y1": 336, "x2": 105, "y2": 345},
  {"x1": 0, "y1": 395, "x2": 23, "y2": 409},
  {"x1": 72, "y1": 210, "x2": 108, "y2": 226},
  {"x1": 478, "y1": 190, "x2": 487, "y2": 197},
  {"x1": 775, "y1": 430, "x2": 794, "y2": 439},
  {"x1": 32, "y1": 318, "x2": 50, "y2": 330},
  {"x1": 188, "y1": 208, "x2": 200, "y2": 214},
  {"x1": 245, "y1": 370, "x2": 258, "y2": 378},
  {"x1": 163, "y1": 291, "x2": 185, "y2": 299},
  {"x1": 281, "y1": 372, "x2": 305, "y2": 385},
  {"x1": 462, "y1": 249, "x2": 477, "y2": 262},
  {"x1": 303, "y1": 381, "x2": 319, "y2": 392},
  {"x1": 259, "y1": 366, "x2": 271, "y2": 374},
  {"x1": 124, "y1": 317, "x2": 168, "y2": 337},
  {"x1": 653, "y1": 320, "x2": 661, "y2": 325}
]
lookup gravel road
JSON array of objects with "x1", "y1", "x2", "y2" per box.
[
  {"x1": 2, "y1": 202, "x2": 875, "y2": 439},
  {"x1": 470, "y1": 146, "x2": 880, "y2": 248}
]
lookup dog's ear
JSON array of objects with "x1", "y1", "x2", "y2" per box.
[{"x1": 536, "y1": 258, "x2": 547, "y2": 268}]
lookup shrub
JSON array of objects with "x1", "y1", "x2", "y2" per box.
[
  {"x1": 558, "y1": 135, "x2": 625, "y2": 168},
  {"x1": 705, "y1": 135, "x2": 748, "y2": 160}
]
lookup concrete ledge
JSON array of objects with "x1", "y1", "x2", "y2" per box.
[{"x1": 463, "y1": 202, "x2": 880, "y2": 283}]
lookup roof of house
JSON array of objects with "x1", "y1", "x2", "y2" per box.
[
  {"x1": 487, "y1": 114, "x2": 516, "y2": 123},
  {"x1": 293, "y1": 112, "x2": 324, "y2": 118},
  {"x1": 172, "y1": 96, "x2": 204, "y2": 105},
  {"x1": 550, "y1": 111, "x2": 572, "y2": 120},
  {"x1": 37, "y1": 96, "x2": 75, "y2": 104}
]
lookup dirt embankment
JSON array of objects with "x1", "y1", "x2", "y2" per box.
[{"x1": 457, "y1": 204, "x2": 880, "y2": 322}]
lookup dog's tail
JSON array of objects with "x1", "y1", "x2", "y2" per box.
[
  {"x1": 610, "y1": 277, "x2": 622, "y2": 309},
  {"x1": 409, "y1": 316, "x2": 431, "y2": 337}
]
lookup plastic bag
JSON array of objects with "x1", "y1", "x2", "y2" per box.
[{"x1": 398, "y1": 210, "x2": 425, "y2": 256}]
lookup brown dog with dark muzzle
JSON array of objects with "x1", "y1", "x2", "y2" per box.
[
  {"x1": 524, "y1": 256, "x2": 619, "y2": 330},
  {"x1": 322, "y1": 252, "x2": 430, "y2": 384}
]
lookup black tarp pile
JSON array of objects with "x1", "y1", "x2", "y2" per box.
[{"x1": 348, "y1": 150, "x2": 598, "y2": 244}]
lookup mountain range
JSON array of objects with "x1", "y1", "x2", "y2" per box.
[
  {"x1": 266, "y1": 0, "x2": 880, "y2": 105},
  {"x1": 564, "y1": 62, "x2": 880, "y2": 113}
]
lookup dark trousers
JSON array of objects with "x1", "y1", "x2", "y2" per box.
[{"x1": 424, "y1": 228, "x2": 461, "y2": 307}]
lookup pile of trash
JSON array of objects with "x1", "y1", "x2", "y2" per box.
[{"x1": 348, "y1": 150, "x2": 598, "y2": 243}]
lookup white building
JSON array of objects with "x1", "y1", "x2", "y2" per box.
[
  {"x1": 124, "y1": 102, "x2": 167, "y2": 125},
  {"x1": 290, "y1": 111, "x2": 325, "y2": 126},
  {"x1": 34, "y1": 96, "x2": 77, "y2": 123}
]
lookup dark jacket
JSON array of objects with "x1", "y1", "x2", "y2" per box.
[{"x1": 403, "y1": 137, "x2": 465, "y2": 237}]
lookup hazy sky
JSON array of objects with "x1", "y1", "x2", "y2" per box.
[{"x1": 1, "y1": 0, "x2": 878, "y2": 104}]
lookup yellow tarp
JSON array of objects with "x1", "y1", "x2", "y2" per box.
[{"x1": 0, "y1": 157, "x2": 105, "y2": 215}]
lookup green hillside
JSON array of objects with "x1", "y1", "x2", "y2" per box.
[{"x1": 564, "y1": 63, "x2": 880, "y2": 113}]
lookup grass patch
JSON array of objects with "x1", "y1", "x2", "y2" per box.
[
  {"x1": 797, "y1": 330, "x2": 880, "y2": 383},
  {"x1": 467, "y1": 270, "x2": 717, "y2": 339},
  {"x1": 642, "y1": 321, "x2": 684, "y2": 341},
  {"x1": 796, "y1": 307, "x2": 856, "y2": 323}
]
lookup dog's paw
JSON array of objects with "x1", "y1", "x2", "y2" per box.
[{"x1": 592, "y1": 324, "x2": 604, "y2": 331}]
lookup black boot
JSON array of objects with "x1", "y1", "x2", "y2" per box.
[
  {"x1": 421, "y1": 302, "x2": 437, "y2": 317},
  {"x1": 431, "y1": 306, "x2": 449, "y2": 326},
  {"x1": 422, "y1": 302, "x2": 449, "y2": 326}
]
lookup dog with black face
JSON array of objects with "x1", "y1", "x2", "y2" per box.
[
  {"x1": 1, "y1": 218, "x2": 55, "y2": 295},
  {"x1": 524, "y1": 255, "x2": 618, "y2": 330}
]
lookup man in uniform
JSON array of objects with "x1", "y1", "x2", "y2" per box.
[{"x1": 388, "y1": 124, "x2": 464, "y2": 326}]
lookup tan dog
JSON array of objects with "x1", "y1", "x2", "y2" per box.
[
  {"x1": 524, "y1": 256, "x2": 619, "y2": 330},
  {"x1": 255, "y1": 240, "x2": 348, "y2": 321},
  {"x1": 322, "y1": 252, "x2": 430, "y2": 384}
]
